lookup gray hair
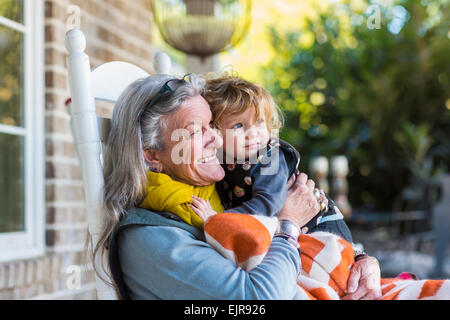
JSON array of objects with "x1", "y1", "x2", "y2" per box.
[{"x1": 93, "y1": 73, "x2": 206, "y2": 285}]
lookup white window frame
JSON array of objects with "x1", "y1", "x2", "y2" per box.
[{"x1": 0, "y1": 0, "x2": 45, "y2": 262}]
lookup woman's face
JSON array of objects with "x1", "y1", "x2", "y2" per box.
[{"x1": 152, "y1": 95, "x2": 225, "y2": 186}]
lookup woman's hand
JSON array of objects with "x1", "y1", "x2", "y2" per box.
[
  {"x1": 278, "y1": 172, "x2": 321, "y2": 227},
  {"x1": 342, "y1": 255, "x2": 382, "y2": 300}
]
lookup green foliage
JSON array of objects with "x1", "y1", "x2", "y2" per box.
[{"x1": 262, "y1": 0, "x2": 450, "y2": 210}]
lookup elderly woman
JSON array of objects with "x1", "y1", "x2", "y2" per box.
[{"x1": 95, "y1": 74, "x2": 381, "y2": 300}]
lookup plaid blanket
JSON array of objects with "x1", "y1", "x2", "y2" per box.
[{"x1": 204, "y1": 213, "x2": 450, "y2": 300}]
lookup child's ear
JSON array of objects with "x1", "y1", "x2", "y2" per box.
[{"x1": 143, "y1": 149, "x2": 163, "y2": 173}]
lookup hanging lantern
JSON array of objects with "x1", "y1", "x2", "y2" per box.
[{"x1": 151, "y1": 0, "x2": 252, "y2": 59}]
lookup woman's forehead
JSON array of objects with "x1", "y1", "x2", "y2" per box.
[{"x1": 172, "y1": 96, "x2": 212, "y2": 128}]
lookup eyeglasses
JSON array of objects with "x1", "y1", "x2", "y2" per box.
[{"x1": 138, "y1": 74, "x2": 191, "y2": 122}]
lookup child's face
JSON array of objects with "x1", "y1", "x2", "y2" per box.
[{"x1": 218, "y1": 106, "x2": 270, "y2": 162}]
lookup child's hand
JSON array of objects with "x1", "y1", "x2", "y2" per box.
[{"x1": 190, "y1": 195, "x2": 217, "y2": 222}]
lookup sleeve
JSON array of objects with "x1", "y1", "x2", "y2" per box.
[
  {"x1": 118, "y1": 225, "x2": 301, "y2": 300},
  {"x1": 224, "y1": 151, "x2": 289, "y2": 217},
  {"x1": 310, "y1": 219, "x2": 353, "y2": 243}
]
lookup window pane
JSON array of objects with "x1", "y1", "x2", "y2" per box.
[
  {"x1": 0, "y1": 132, "x2": 25, "y2": 233},
  {"x1": 0, "y1": 0, "x2": 24, "y2": 23},
  {"x1": 0, "y1": 25, "x2": 24, "y2": 127}
]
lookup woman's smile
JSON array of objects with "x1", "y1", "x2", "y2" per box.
[{"x1": 197, "y1": 154, "x2": 219, "y2": 164}]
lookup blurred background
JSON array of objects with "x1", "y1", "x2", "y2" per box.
[{"x1": 0, "y1": 0, "x2": 449, "y2": 299}]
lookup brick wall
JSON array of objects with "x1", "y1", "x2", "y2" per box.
[{"x1": 0, "y1": 0, "x2": 154, "y2": 300}]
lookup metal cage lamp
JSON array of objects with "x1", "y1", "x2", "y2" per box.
[{"x1": 151, "y1": 0, "x2": 252, "y2": 59}]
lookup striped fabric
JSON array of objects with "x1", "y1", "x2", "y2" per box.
[
  {"x1": 204, "y1": 213, "x2": 278, "y2": 271},
  {"x1": 204, "y1": 213, "x2": 450, "y2": 300}
]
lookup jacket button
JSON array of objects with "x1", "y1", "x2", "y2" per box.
[{"x1": 242, "y1": 161, "x2": 251, "y2": 171}]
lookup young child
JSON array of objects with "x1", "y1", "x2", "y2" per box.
[{"x1": 190, "y1": 75, "x2": 349, "y2": 238}]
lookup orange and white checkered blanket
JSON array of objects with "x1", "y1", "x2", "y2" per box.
[{"x1": 204, "y1": 213, "x2": 450, "y2": 300}]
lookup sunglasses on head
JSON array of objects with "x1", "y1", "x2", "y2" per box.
[{"x1": 138, "y1": 74, "x2": 191, "y2": 121}]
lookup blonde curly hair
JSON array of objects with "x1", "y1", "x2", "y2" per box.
[{"x1": 204, "y1": 73, "x2": 284, "y2": 137}]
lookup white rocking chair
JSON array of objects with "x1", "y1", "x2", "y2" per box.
[{"x1": 64, "y1": 29, "x2": 172, "y2": 300}]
